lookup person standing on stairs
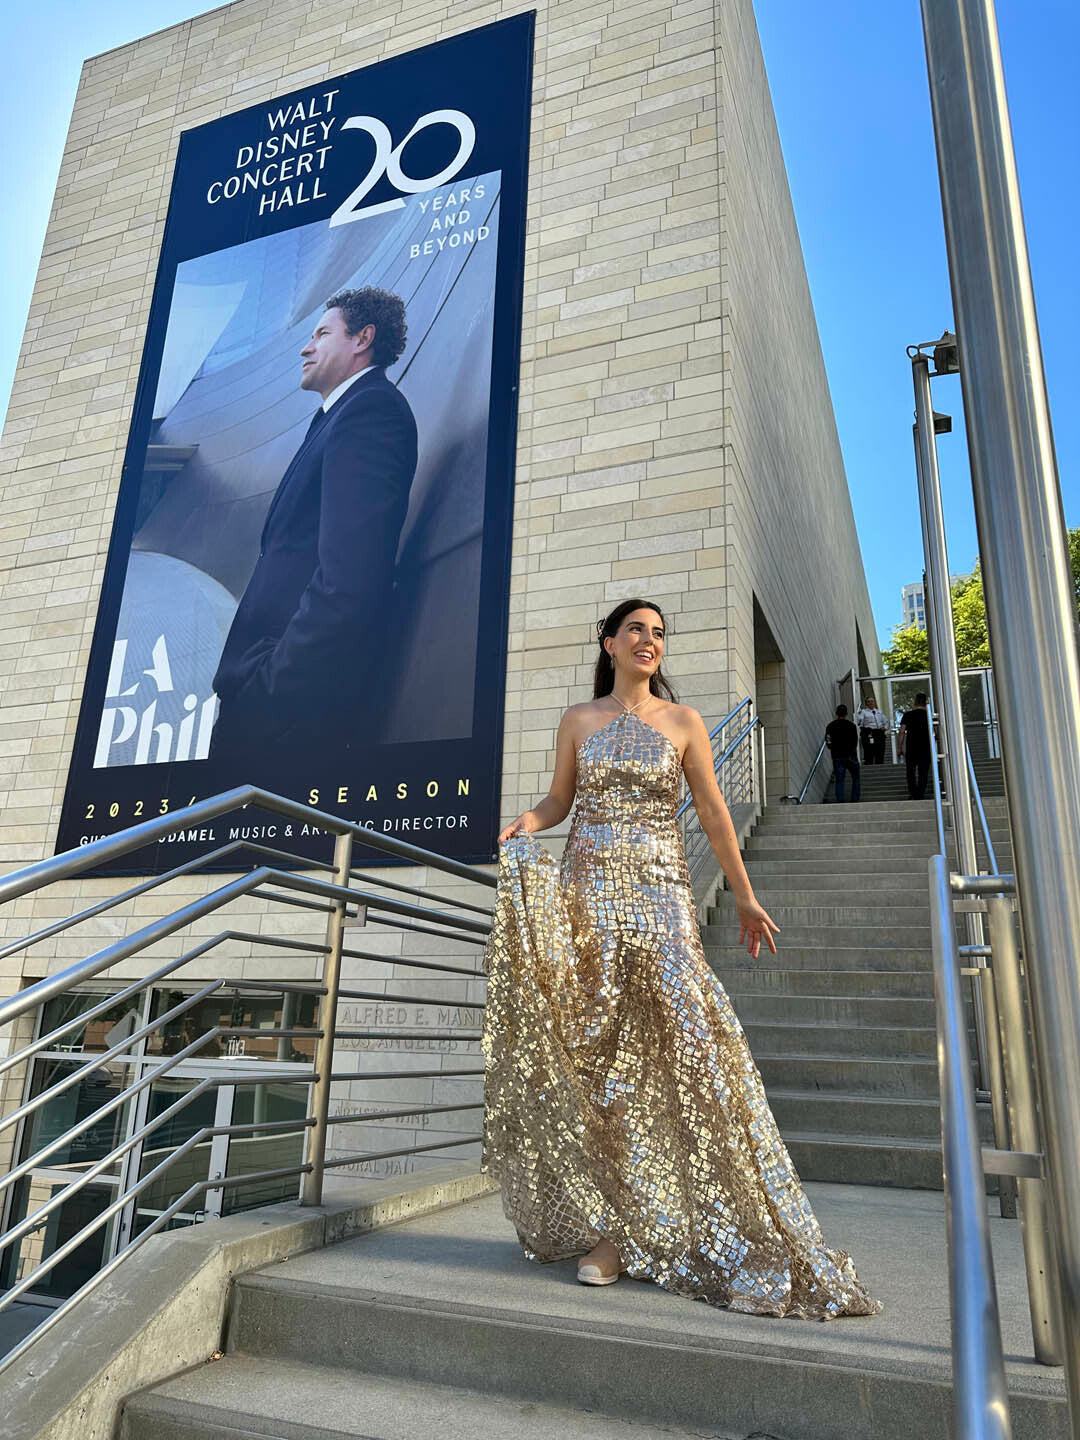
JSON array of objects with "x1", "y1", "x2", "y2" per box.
[
  {"x1": 855, "y1": 693, "x2": 888, "y2": 765},
  {"x1": 481, "y1": 598, "x2": 881, "y2": 1320},
  {"x1": 825, "y1": 704, "x2": 861, "y2": 803},
  {"x1": 897, "y1": 693, "x2": 932, "y2": 799}
]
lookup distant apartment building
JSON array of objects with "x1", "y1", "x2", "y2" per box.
[
  {"x1": 902, "y1": 567, "x2": 976, "y2": 631},
  {"x1": 902, "y1": 582, "x2": 927, "y2": 629}
]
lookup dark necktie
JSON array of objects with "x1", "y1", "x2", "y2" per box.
[{"x1": 304, "y1": 405, "x2": 328, "y2": 442}]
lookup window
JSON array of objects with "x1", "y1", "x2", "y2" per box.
[{"x1": 1, "y1": 984, "x2": 316, "y2": 1302}]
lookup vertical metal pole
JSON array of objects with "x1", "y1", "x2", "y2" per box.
[
  {"x1": 913, "y1": 366, "x2": 991, "y2": 1092},
  {"x1": 205, "y1": 1084, "x2": 232, "y2": 1220},
  {"x1": 301, "y1": 830, "x2": 353, "y2": 1207},
  {"x1": 921, "y1": 0, "x2": 1080, "y2": 1421},
  {"x1": 913, "y1": 430, "x2": 940, "y2": 681},
  {"x1": 929, "y1": 854, "x2": 1013, "y2": 1440},
  {"x1": 277, "y1": 990, "x2": 297, "y2": 1064},
  {"x1": 978, "y1": 967, "x2": 1017, "y2": 1219},
  {"x1": 755, "y1": 722, "x2": 767, "y2": 809},
  {"x1": 987, "y1": 667, "x2": 1001, "y2": 761},
  {"x1": 986, "y1": 894, "x2": 1064, "y2": 1364},
  {"x1": 913, "y1": 360, "x2": 975, "y2": 869},
  {"x1": 984, "y1": 671, "x2": 996, "y2": 766}
]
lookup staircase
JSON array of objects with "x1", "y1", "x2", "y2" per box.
[
  {"x1": 966, "y1": 724, "x2": 1007, "y2": 799},
  {"x1": 117, "y1": 1182, "x2": 1066, "y2": 1440},
  {"x1": 705, "y1": 763, "x2": 988, "y2": 1191},
  {"x1": 103, "y1": 767, "x2": 1064, "y2": 1440},
  {"x1": 976, "y1": 794, "x2": 1012, "y2": 870}
]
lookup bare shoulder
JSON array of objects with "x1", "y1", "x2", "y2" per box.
[
  {"x1": 666, "y1": 701, "x2": 707, "y2": 742},
  {"x1": 639, "y1": 699, "x2": 703, "y2": 754},
  {"x1": 560, "y1": 699, "x2": 609, "y2": 743}
]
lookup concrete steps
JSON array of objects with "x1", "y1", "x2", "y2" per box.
[
  {"x1": 766, "y1": 1088, "x2": 989, "y2": 1142},
  {"x1": 723, "y1": 967, "x2": 934, "y2": 997},
  {"x1": 119, "y1": 1189, "x2": 1067, "y2": 1440},
  {"x1": 753, "y1": 1052, "x2": 943, "y2": 1098},
  {"x1": 708, "y1": 945, "x2": 933, "y2": 970},
  {"x1": 745, "y1": 839, "x2": 939, "y2": 859},
  {"x1": 748, "y1": 820, "x2": 942, "y2": 837},
  {"x1": 705, "y1": 923, "x2": 932, "y2": 947},
  {"x1": 120, "y1": 1356, "x2": 694, "y2": 1440},
  {"x1": 713, "y1": 885, "x2": 930, "y2": 908},
  {"x1": 704, "y1": 790, "x2": 956, "y2": 1189},
  {"x1": 735, "y1": 991, "x2": 935, "y2": 1026},
  {"x1": 744, "y1": 1019, "x2": 936, "y2": 1060},
  {"x1": 784, "y1": 1132, "x2": 948, "y2": 1190},
  {"x1": 744, "y1": 856, "x2": 929, "y2": 877}
]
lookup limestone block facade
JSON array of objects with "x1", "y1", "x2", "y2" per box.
[{"x1": 0, "y1": 0, "x2": 877, "y2": 1189}]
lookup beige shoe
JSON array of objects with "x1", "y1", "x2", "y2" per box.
[{"x1": 576, "y1": 1261, "x2": 626, "y2": 1286}]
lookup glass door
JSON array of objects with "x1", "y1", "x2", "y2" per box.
[
  {"x1": 3, "y1": 984, "x2": 316, "y2": 1305},
  {"x1": 1, "y1": 1056, "x2": 132, "y2": 1302}
]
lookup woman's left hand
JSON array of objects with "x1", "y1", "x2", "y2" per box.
[{"x1": 736, "y1": 895, "x2": 780, "y2": 958}]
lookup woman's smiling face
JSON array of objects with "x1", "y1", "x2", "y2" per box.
[{"x1": 605, "y1": 607, "x2": 665, "y2": 680}]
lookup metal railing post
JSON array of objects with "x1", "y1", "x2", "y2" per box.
[
  {"x1": 921, "y1": 0, "x2": 1080, "y2": 1420},
  {"x1": 301, "y1": 830, "x2": 354, "y2": 1206},
  {"x1": 929, "y1": 855, "x2": 1012, "y2": 1440},
  {"x1": 978, "y1": 964, "x2": 1017, "y2": 1220},
  {"x1": 756, "y1": 722, "x2": 767, "y2": 809},
  {"x1": 986, "y1": 893, "x2": 1064, "y2": 1364},
  {"x1": 912, "y1": 359, "x2": 983, "y2": 895}
]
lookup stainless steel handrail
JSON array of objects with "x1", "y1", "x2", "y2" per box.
[
  {"x1": 927, "y1": 698, "x2": 948, "y2": 857},
  {"x1": 955, "y1": 748, "x2": 1063, "y2": 1366},
  {"x1": 675, "y1": 712, "x2": 760, "y2": 821},
  {"x1": 967, "y1": 742, "x2": 1000, "y2": 876},
  {"x1": 926, "y1": 683, "x2": 1066, "y2": 1432},
  {"x1": 0, "y1": 785, "x2": 496, "y2": 1374},
  {"x1": 678, "y1": 701, "x2": 762, "y2": 888},
  {"x1": 927, "y1": 704, "x2": 1013, "y2": 1435},
  {"x1": 0, "y1": 783, "x2": 494, "y2": 907},
  {"x1": 0, "y1": 864, "x2": 490, "y2": 1034},
  {"x1": 928, "y1": 852, "x2": 1013, "y2": 1439},
  {"x1": 783, "y1": 737, "x2": 828, "y2": 805}
]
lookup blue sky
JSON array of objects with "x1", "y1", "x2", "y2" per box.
[{"x1": 1, "y1": 1, "x2": 1075, "y2": 648}]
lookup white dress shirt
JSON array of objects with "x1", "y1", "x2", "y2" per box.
[
  {"x1": 856, "y1": 705, "x2": 887, "y2": 730},
  {"x1": 322, "y1": 364, "x2": 376, "y2": 413}
]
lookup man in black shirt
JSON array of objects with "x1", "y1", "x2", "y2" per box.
[
  {"x1": 825, "y1": 704, "x2": 861, "y2": 803},
  {"x1": 898, "y1": 692, "x2": 932, "y2": 799}
]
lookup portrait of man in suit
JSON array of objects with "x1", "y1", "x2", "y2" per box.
[{"x1": 210, "y1": 287, "x2": 418, "y2": 765}]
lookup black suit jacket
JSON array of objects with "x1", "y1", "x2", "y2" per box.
[{"x1": 211, "y1": 368, "x2": 417, "y2": 754}]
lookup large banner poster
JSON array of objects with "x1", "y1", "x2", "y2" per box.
[{"x1": 55, "y1": 15, "x2": 534, "y2": 874}]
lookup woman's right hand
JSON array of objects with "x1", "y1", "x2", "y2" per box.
[{"x1": 497, "y1": 812, "x2": 535, "y2": 845}]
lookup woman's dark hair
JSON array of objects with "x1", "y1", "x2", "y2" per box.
[{"x1": 592, "y1": 598, "x2": 678, "y2": 702}]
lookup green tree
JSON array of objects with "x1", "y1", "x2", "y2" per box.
[
  {"x1": 950, "y1": 566, "x2": 991, "y2": 667},
  {"x1": 883, "y1": 529, "x2": 1079, "y2": 674},
  {"x1": 881, "y1": 623, "x2": 929, "y2": 673}
]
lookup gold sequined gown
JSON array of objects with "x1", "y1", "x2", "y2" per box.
[{"x1": 482, "y1": 709, "x2": 881, "y2": 1320}]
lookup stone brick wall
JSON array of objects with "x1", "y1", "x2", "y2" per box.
[{"x1": 0, "y1": 0, "x2": 877, "y2": 1184}]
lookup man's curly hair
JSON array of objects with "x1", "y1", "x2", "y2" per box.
[{"x1": 325, "y1": 287, "x2": 408, "y2": 368}]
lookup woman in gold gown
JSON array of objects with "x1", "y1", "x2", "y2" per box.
[{"x1": 481, "y1": 599, "x2": 880, "y2": 1320}]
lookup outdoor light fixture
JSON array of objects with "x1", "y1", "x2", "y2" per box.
[
  {"x1": 933, "y1": 410, "x2": 953, "y2": 435},
  {"x1": 932, "y1": 328, "x2": 960, "y2": 376}
]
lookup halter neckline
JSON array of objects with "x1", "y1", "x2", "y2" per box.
[{"x1": 610, "y1": 692, "x2": 652, "y2": 716}]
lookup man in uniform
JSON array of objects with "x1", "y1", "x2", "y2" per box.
[{"x1": 855, "y1": 693, "x2": 888, "y2": 765}]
